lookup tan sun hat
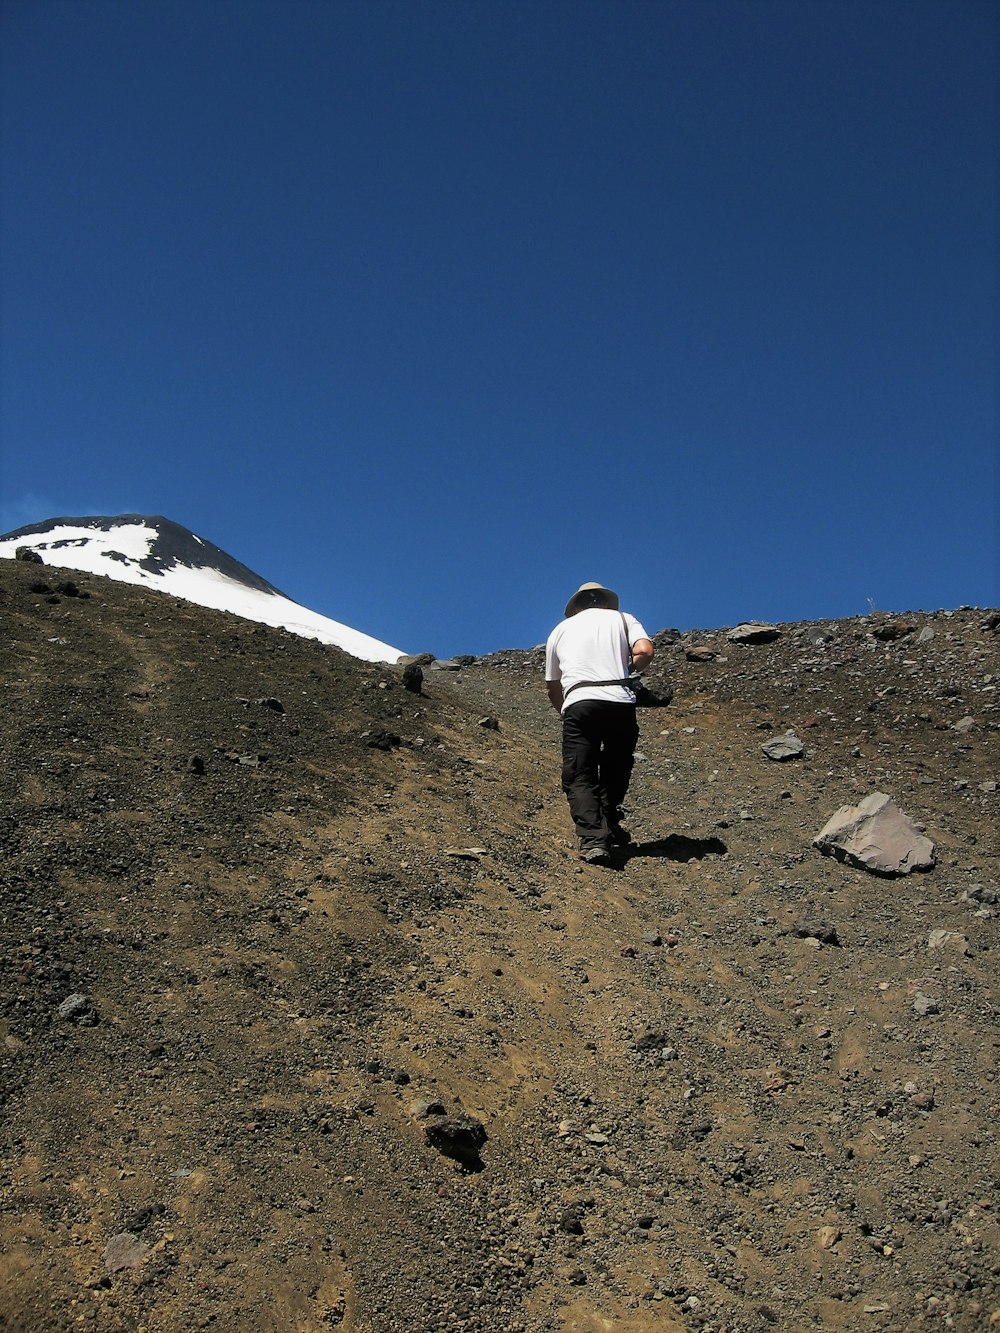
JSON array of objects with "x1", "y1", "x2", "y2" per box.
[{"x1": 564, "y1": 581, "x2": 620, "y2": 617}]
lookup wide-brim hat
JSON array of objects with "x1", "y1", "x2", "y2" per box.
[{"x1": 565, "y1": 581, "x2": 620, "y2": 618}]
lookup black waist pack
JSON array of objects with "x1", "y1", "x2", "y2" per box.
[
  {"x1": 563, "y1": 676, "x2": 672, "y2": 707},
  {"x1": 631, "y1": 678, "x2": 673, "y2": 707}
]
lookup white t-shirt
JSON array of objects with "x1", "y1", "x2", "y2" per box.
[{"x1": 545, "y1": 607, "x2": 650, "y2": 712}]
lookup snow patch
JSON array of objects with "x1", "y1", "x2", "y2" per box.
[{"x1": 0, "y1": 521, "x2": 404, "y2": 663}]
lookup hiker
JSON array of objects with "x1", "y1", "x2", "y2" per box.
[{"x1": 545, "y1": 582, "x2": 655, "y2": 865}]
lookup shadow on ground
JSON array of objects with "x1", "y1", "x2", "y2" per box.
[{"x1": 626, "y1": 834, "x2": 728, "y2": 862}]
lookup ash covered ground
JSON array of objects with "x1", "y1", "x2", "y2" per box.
[{"x1": 2, "y1": 558, "x2": 997, "y2": 1332}]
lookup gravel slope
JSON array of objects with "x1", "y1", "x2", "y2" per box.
[{"x1": 1, "y1": 559, "x2": 997, "y2": 1333}]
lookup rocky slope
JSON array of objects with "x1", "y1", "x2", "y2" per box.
[{"x1": 1, "y1": 558, "x2": 997, "y2": 1333}]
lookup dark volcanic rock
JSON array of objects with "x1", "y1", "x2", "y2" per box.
[
  {"x1": 423, "y1": 1114, "x2": 488, "y2": 1169},
  {"x1": 363, "y1": 729, "x2": 403, "y2": 751},
  {"x1": 402, "y1": 664, "x2": 424, "y2": 693},
  {"x1": 794, "y1": 912, "x2": 840, "y2": 945}
]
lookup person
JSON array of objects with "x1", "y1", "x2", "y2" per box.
[{"x1": 545, "y1": 582, "x2": 655, "y2": 865}]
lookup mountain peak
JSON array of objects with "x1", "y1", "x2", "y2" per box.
[{"x1": 0, "y1": 514, "x2": 405, "y2": 663}]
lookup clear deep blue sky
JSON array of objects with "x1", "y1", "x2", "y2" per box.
[{"x1": 1, "y1": 0, "x2": 996, "y2": 656}]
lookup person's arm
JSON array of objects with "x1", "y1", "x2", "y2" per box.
[
  {"x1": 631, "y1": 638, "x2": 654, "y2": 673},
  {"x1": 546, "y1": 680, "x2": 564, "y2": 712}
]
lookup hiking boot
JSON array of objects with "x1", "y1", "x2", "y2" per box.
[{"x1": 580, "y1": 844, "x2": 612, "y2": 866}]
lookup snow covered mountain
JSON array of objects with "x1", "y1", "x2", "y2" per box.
[{"x1": 0, "y1": 515, "x2": 405, "y2": 663}]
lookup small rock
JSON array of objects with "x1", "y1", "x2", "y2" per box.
[
  {"x1": 401, "y1": 664, "x2": 423, "y2": 694},
  {"x1": 103, "y1": 1232, "x2": 149, "y2": 1273},
  {"x1": 913, "y1": 993, "x2": 940, "y2": 1017},
  {"x1": 870, "y1": 619, "x2": 916, "y2": 641},
  {"x1": 256, "y1": 696, "x2": 285, "y2": 713},
  {"x1": 762, "y1": 730, "x2": 804, "y2": 761},
  {"x1": 816, "y1": 1225, "x2": 841, "y2": 1249},
  {"x1": 685, "y1": 645, "x2": 717, "y2": 661},
  {"x1": 795, "y1": 913, "x2": 839, "y2": 945},
  {"x1": 221, "y1": 750, "x2": 266, "y2": 767},
  {"x1": 728, "y1": 623, "x2": 781, "y2": 644},
  {"x1": 410, "y1": 1098, "x2": 447, "y2": 1119},
  {"x1": 927, "y1": 928, "x2": 970, "y2": 955},
  {"x1": 642, "y1": 930, "x2": 662, "y2": 946},
  {"x1": 478, "y1": 716, "x2": 500, "y2": 730},
  {"x1": 363, "y1": 729, "x2": 402, "y2": 751},
  {"x1": 805, "y1": 626, "x2": 836, "y2": 646},
  {"x1": 633, "y1": 1030, "x2": 670, "y2": 1053},
  {"x1": 186, "y1": 753, "x2": 205, "y2": 775},
  {"x1": 423, "y1": 1113, "x2": 487, "y2": 1167},
  {"x1": 56, "y1": 993, "x2": 94, "y2": 1024},
  {"x1": 125, "y1": 1204, "x2": 165, "y2": 1233},
  {"x1": 910, "y1": 1091, "x2": 935, "y2": 1111},
  {"x1": 952, "y1": 716, "x2": 975, "y2": 733},
  {"x1": 963, "y1": 884, "x2": 997, "y2": 905},
  {"x1": 15, "y1": 546, "x2": 44, "y2": 563},
  {"x1": 763, "y1": 1069, "x2": 792, "y2": 1092}
]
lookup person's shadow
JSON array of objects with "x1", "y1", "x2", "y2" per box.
[{"x1": 621, "y1": 833, "x2": 728, "y2": 863}]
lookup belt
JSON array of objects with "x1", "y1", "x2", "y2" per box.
[{"x1": 562, "y1": 676, "x2": 643, "y2": 701}]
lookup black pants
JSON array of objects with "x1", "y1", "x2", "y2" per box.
[{"x1": 561, "y1": 700, "x2": 639, "y2": 847}]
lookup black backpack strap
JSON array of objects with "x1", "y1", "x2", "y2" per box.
[{"x1": 563, "y1": 676, "x2": 643, "y2": 701}]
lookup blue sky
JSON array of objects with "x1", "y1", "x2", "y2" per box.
[{"x1": 1, "y1": 0, "x2": 996, "y2": 657}]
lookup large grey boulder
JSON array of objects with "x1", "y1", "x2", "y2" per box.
[{"x1": 813, "y1": 793, "x2": 935, "y2": 876}]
